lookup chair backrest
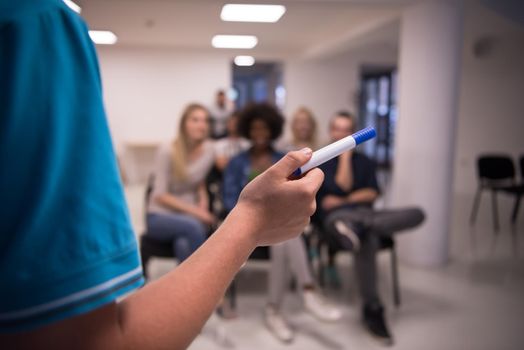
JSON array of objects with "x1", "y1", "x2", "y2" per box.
[
  {"x1": 477, "y1": 155, "x2": 515, "y2": 186},
  {"x1": 143, "y1": 174, "x2": 155, "y2": 219},
  {"x1": 520, "y1": 155, "x2": 524, "y2": 180}
]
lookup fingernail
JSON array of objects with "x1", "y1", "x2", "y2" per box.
[{"x1": 301, "y1": 147, "x2": 312, "y2": 156}]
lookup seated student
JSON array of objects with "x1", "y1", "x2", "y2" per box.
[
  {"x1": 207, "y1": 111, "x2": 250, "y2": 226},
  {"x1": 145, "y1": 103, "x2": 217, "y2": 262},
  {"x1": 214, "y1": 112, "x2": 251, "y2": 172},
  {"x1": 277, "y1": 106, "x2": 318, "y2": 152},
  {"x1": 223, "y1": 103, "x2": 341, "y2": 344},
  {"x1": 316, "y1": 111, "x2": 425, "y2": 346},
  {"x1": 0, "y1": 3, "x2": 324, "y2": 348}
]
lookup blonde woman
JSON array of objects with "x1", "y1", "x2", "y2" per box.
[
  {"x1": 279, "y1": 107, "x2": 318, "y2": 152},
  {"x1": 146, "y1": 103, "x2": 217, "y2": 262}
]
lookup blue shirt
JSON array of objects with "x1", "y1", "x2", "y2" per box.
[
  {"x1": 0, "y1": 0, "x2": 143, "y2": 332},
  {"x1": 223, "y1": 149, "x2": 284, "y2": 212}
]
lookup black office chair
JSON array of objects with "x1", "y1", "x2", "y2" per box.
[
  {"x1": 506, "y1": 155, "x2": 524, "y2": 225},
  {"x1": 139, "y1": 174, "x2": 179, "y2": 279},
  {"x1": 470, "y1": 155, "x2": 522, "y2": 231}
]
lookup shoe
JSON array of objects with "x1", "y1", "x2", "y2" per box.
[
  {"x1": 264, "y1": 305, "x2": 294, "y2": 343},
  {"x1": 303, "y1": 290, "x2": 342, "y2": 322},
  {"x1": 334, "y1": 220, "x2": 361, "y2": 252},
  {"x1": 362, "y1": 302, "x2": 394, "y2": 346}
]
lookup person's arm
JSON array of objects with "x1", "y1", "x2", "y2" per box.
[
  {"x1": 346, "y1": 188, "x2": 378, "y2": 204},
  {"x1": 215, "y1": 155, "x2": 230, "y2": 172},
  {"x1": 334, "y1": 151, "x2": 353, "y2": 191},
  {"x1": 156, "y1": 192, "x2": 216, "y2": 226},
  {"x1": 3, "y1": 148, "x2": 323, "y2": 350},
  {"x1": 322, "y1": 188, "x2": 378, "y2": 211},
  {"x1": 197, "y1": 182, "x2": 210, "y2": 212},
  {"x1": 346, "y1": 156, "x2": 380, "y2": 204},
  {"x1": 322, "y1": 154, "x2": 379, "y2": 210}
]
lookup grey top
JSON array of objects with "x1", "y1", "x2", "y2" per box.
[
  {"x1": 214, "y1": 137, "x2": 250, "y2": 159},
  {"x1": 148, "y1": 141, "x2": 216, "y2": 215}
]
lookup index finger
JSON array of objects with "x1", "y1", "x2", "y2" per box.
[{"x1": 289, "y1": 168, "x2": 324, "y2": 194}]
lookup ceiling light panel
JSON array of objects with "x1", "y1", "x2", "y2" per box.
[
  {"x1": 234, "y1": 55, "x2": 255, "y2": 66},
  {"x1": 89, "y1": 31, "x2": 118, "y2": 45},
  {"x1": 212, "y1": 35, "x2": 258, "y2": 49},
  {"x1": 221, "y1": 4, "x2": 286, "y2": 23}
]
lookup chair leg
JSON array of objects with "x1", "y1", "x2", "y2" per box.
[
  {"x1": 491, "y1": 190, "x2": 500, "y2": 233},
  {"x1": 470, "y1": 187, "x2": 482, "y2": 225},
  {"x1": 511, "y1": 194, "x2": 522, "y2": 225},
  {"x1": 391, "y1": 246, "x2": 401, "y2": 307},
  {"x1": 227, "y1": 280, "x2": 237, "y2": 310},
  {"x1": 317, "y1": 242, "x2": 328, "y2": 288},
  {"x1": 141, "y1": 252, "x2": 151, "y2": 280}
]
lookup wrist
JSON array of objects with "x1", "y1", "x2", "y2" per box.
[{"x1": 222, "y1": 204, "x2": 259, "y2": 250}]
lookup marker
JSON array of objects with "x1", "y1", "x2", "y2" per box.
[{"x1": 292, "y1": 127, "x2": 376, "y2": 177}]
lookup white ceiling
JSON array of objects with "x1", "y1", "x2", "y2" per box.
[{"x1": 78, "y1": 0, "x2": 407, "y2": 57}]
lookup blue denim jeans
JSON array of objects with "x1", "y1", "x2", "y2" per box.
[{"x1": 146, "y1": 212, "x2": 207, "y2": 262}]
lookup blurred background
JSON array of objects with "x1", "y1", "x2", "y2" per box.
[{"x1": 73, "y1": 0, "x2": 523, "y2": 349}]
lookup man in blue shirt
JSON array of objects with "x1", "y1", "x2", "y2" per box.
[
  {"x1": 316, "y1": 111, "x2": 425, "y2": 346},
  {"x1": 0, "y1": 1, "x2": 324, "y2": 348}
]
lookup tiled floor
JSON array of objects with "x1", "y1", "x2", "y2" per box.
[{"x1": 126, "y1": 186, "x2": 524, "y2": 350}]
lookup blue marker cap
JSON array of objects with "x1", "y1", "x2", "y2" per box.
[{"x1": 352, "y1": 127, "x2": 376, "y2": 145}]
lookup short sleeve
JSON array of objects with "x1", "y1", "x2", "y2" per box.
[{"x1": 0, "y1": 0, "x2": 143, "y2": 332}]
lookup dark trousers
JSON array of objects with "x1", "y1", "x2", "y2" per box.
[{"x1": 324, "y1": 206, "x2": 425, "y2": 305}]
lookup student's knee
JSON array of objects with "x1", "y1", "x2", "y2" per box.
[
  {"x1": 406, "y1": 207, "x2": 425, "y2": 227},
  {"x1": 185, "y1": 220, "x2": 207, "y2": 243}
]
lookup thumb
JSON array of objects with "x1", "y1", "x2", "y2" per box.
[{"x1": 269, "y1": 148, "x2": 313, "y2": 178}]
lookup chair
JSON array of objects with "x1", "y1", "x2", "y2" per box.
[
  {"x1": 139, "y1": 174, "x2": 179, "y2": 279},
  {"x1": 470, "y1": 155, "x2": 521, "y2": 231},
  {"x1": 313, "y1": 224, "x2": 401, "y2": 307},
  {"x1": 506, "y1": 155, "x2": 524, "y2": 225}
]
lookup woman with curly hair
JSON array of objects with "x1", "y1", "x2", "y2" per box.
[{"x1": 223, "y1": 103, "x2": 341, "y2": 344}]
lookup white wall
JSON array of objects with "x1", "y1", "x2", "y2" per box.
[
  {"x1": 284, "y1": 44, "x2": 398, "y2": 145},
  {"x1": 97, "y1": 47, "x2": 231, "y2": 149},
  {"x1": 453, "y1": 3, "x2": 524, "y2": 196},
  {"x1": 96, "y1": 43, "x2": 397, "y2": 158},
  {"x1": 95, "y1": 0, "x2": 524, "y2": 195}
]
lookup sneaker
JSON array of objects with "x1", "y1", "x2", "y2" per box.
[
  {"x1": 303, "y1": 290, "x2": 342, "y2": 322},
  {"x1": 264, "y1": 305, "x2": 294, "y2": 343},
  {"x1": 334, "y1": 220, "x2": 361, "y2": 252},
  {"x1": 362, "y1": 302, "x2": 394, "y2": 346}
]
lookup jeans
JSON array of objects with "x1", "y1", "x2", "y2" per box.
[
  {"x1": 324, "y1": 206, "x2": 425, "y2": 305},
  {"x1": 146, "y1": 212, "x2": 207, "y2": 262}
]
